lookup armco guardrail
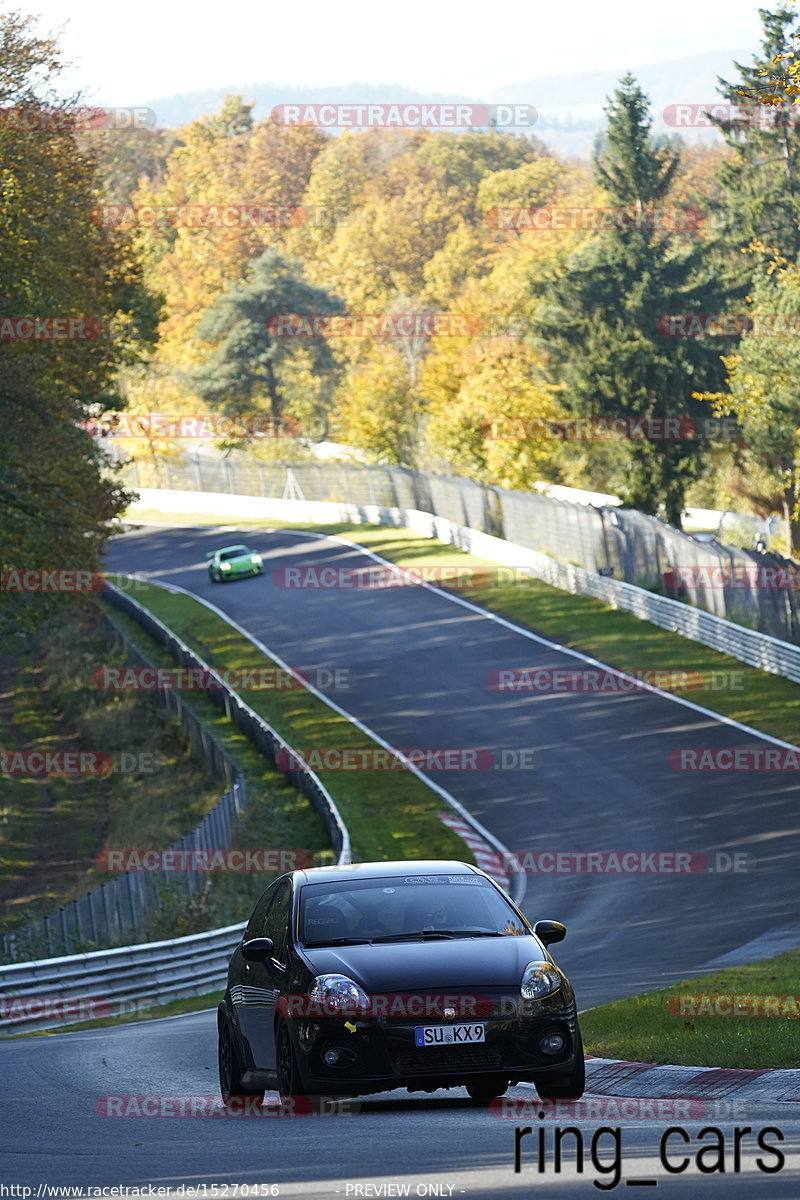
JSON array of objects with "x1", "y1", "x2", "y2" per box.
[
  {"x1": 115, "y1": 451, "x2": 800, "y2": 644},
  {"x1": 1, "y1": 582, "x2": 351, "y2": 1019},
  {"x1": 1, "y1": 610, "x2": 246, "y2": 965},
  {"x1": 0, "y1": 922, "x2": 246, "y2": 1035},
  {"x1": 126, "y1": 482, "x2": 800, "y2": 688},
  {"x1": 432, "y1": 518, "x2": 800, "y2": 687},
  {"x1": 104, "y1": 582, "x2": 351, "y2": 866}
]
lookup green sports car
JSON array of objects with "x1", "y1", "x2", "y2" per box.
[{"x1": 206, "y1": 544, "x2": 264, "y2": 583}]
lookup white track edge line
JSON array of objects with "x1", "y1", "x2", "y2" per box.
[
  {"x1": 266, "y1": 527, "x2": 800, "y2": 753},
  {"x1": 119, "y1": 571, "x2": 527, "y2": 907}
]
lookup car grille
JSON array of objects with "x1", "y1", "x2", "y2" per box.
[
  {"x1": 390, "y1": 1044, "x2": 511, "y2": 1074},
  {"x1": 380, "y1": 996, "x2": 513, "y2": 1026}
]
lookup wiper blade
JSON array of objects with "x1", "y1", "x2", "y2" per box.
[
  {"x1": 435, "y1": 929, "x2": 507, "y2": 938},
  {"x1": 370, "y1": 929, "x2": 506, "y2": 943},
  {"x1": 303, "y1": 937, "x2": 372, "y2": 947},
  {"x1": 368, "y1": 932, "x2": 452, "y2": 943}
]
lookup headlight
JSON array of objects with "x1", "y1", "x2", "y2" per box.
[
  {"x1": 308, "y1": 973, "x2": 369, "y2": 1016},
  {"x1": 521, "y1": 960, "x2": 563, "y2": 1001},
  {"x1": 220, "y1": 562, "x2": 231, "y2": 570},
  {"x1": 250, "y1": 554, "x2": 262, "y2": 565}
]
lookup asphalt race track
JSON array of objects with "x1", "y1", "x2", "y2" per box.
[
  {"x1": 104, "y1": 525, "x2": 800, "y2": 1004},
  {"x1": 3, "y1": 522, "x2": 800, "y2": 1197},
  {"x1": 2, "y1": 1011, "x2": 799, "y2": 1196}
]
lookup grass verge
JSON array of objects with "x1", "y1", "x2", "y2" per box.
[
  {"x1": 581, "y1": 948, "x2": 800, "y2": 1069},
  {"x1": 126, "y1": 512, "x2": 800, "y2": 744},
  {"x1": 294, "y1": 523, "x2": 800, "y2": 746},
  {"x1": 1, "y1": 604, "x2": 333, "y2": 958},
  {"x1": 103, "y1": 578, "x2": 470, "y2": 867}
]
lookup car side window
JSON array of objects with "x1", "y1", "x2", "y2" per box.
[
  {"x1": 262, "y1": 881, "x2": 293, "y2": 965},
  {"x1": 244, "y1": 882, "x2": 277, "y2": 941}
]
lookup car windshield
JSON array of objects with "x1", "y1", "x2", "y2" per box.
[
  {"x1": 219, "y1": 546, "x2": 250, "y2": 560},
  {"x1": 299, "y1": 874, "x2": 529, "y2": 945}
]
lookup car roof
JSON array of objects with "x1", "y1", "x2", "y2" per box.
[
  {"x1": 216, "y1": 544, "x2": 250, "y2": 554},
  {"x1": 292, "y1": 859, "x2": 482, "y2": 886}
]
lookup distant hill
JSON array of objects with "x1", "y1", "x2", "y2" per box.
[
  {"x1": 144, "y1": 47, "x2": 754, "y2": 159},
  {"x1": 489, "y1": 48, "x2": 754, "y2": 156}
]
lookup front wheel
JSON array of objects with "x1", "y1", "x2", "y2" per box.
[
  {"x1": 276, "y1": 1021, "x2": 316, "y2": 1113},
  {"x1": 218, "y1": 1016, "x2": 263, "y2": 1107},
  {"x1": 534, "y1": 1030, "x2": 586, "y2": 1100}
]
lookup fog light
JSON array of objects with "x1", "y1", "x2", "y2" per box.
[
  {"x1": 322, "y1": 1048, "x2": 342, "y2": 1066},
  {"x1": 540, "y1": 1034, "x2": 565, "y2": 1055}
]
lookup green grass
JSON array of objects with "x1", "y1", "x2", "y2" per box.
[
  {"x1": 103, "y1": 579, "x2": 470, "y2": 868},
  {"x1": 127, "y1": 511, "x2": 800, "y2": 744},
  {"x1": 288, "y1": 523, "x2": 800, "y2": 747},
  {"x1": 1, "y1": 605, "x2": 333, "y2": 958},
  {"x1": 581, "y1": 948, "x2": 800, "y2": 1069}
]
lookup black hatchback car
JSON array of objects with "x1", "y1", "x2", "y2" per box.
[{"x1": 217, "y1": 860, "x2": 584, "y2": 1106}]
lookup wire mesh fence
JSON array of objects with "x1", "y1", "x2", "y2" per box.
[
  {"x1": 1, "y1": 611, "x2": 244, "y2": 963},
  {"x1": 116, "y1": 450, "x2": 800, "y2": 643},
  {"x1": 1, "y1": 585, "x2": 348, "y2": 964}
]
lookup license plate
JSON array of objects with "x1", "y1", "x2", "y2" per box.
[{"x1": 414, "y1": 1023, "x2": 486, "y2": 1047}]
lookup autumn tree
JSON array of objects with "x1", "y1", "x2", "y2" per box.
[
  {"x1": 534, "y1": 75, "x2": 731, "y2": 524},
  {"x1": 192, "y1": 247, "x2": 343, "y2": 435},
  {"x1": 698, "y1": 259, "x2": 800, "y2": 553},
  {"x1": 713, "y1": 7, "x2": 800, "y2": 266},
  {"x1": 0, "y1": 10, "x2": 154, "y2": 637}
]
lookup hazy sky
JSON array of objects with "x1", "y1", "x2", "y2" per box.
[{"x1": 26, "y1": 0, "x2": 769, "y2": 105}]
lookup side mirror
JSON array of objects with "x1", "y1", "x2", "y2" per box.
[
  {"x1": 241, "y1": 937, "x2": 275, "y2": 962},
  {"x1": 533, "y1": 920, "x2": 566, "y2": 946}
]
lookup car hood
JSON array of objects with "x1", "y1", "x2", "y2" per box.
[{"x1": 299, "y1": 934, "x2": 550, "y2": 991}]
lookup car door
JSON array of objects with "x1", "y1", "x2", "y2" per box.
[
  {"x1": 237, "y1": 880, "x2": 293, "y2": 1071},
  {"x1": 232, "y1": 881, "x2": 278, "y2": 1069},
  {"x1": 257, "y1": 880, "x2": 294, "y2": 1071}
]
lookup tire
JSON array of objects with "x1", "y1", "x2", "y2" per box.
[
  {"x1": 534, "y1": 1030, "x2": 586, "y2": 1100},
  {"x1": 276, "y1": 1020, "x2": 316, "y2": 1114},
  {"x1": 209, "y1": 570, "x2": 219, "y2": 584},
  {"x1": 218, "y1": 1015, "x2": 263, "y2": 1108},
  {"x1": 466, "y1": 1076, "x2": 509, "y2": 1105}
]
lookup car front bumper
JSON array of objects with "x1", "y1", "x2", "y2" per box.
[{"x1": 289, "y1": 993, "x2": 581, "y2": 1096}]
